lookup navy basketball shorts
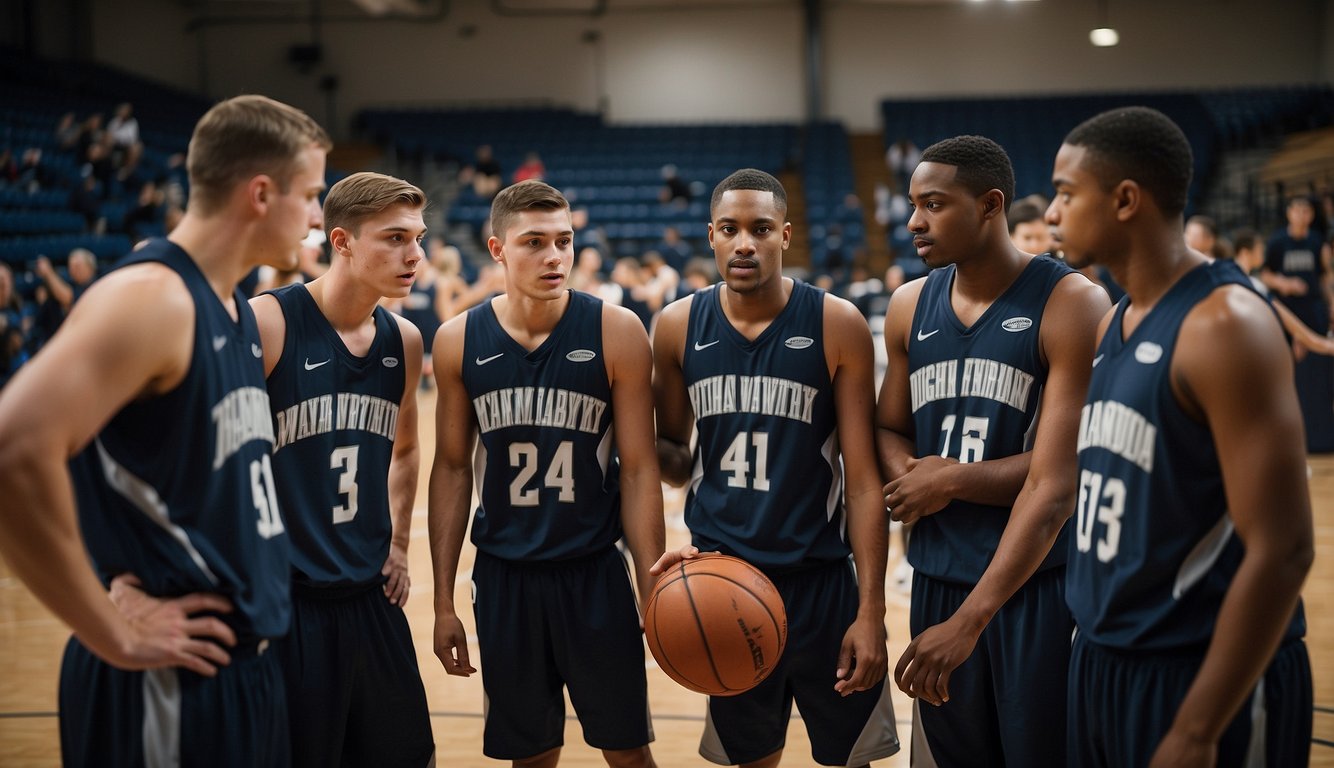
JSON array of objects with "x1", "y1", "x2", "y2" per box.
[
  {"x1": 59, "y1": 635, "x2": 289, "y2": 767},
  {"x1": 1069, "y1": 633, "x2": 1312, "y2": 767},
  {"x1": 274, "y1": 581, "x2": 434, "y2": 768},
  {"x1": 910, "y1": 566, "x2": 1071, "y2": 768},
  {"x1": 700, "y1": 558, "x2": 900, "y2": 767},
  {"x1": 471, "y1": 546, "x2": 654, "y2": 760}
]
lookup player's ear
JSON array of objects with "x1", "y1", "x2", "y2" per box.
[
  {"x1": 487, "y1": 236, "x2": 504, "y2": 263},
  {"x1": 1113, "y1": 179, "x2": 1140, "y2": 222},
  {"x1": 781, "y1": 221, "x2": 792, "y2": 250},
  {"x1": 980, "y1": 189, "x2": 1005, "y2": 221},
  {"x1": 328, "y1": 226, "x2": 352, "y2": 256},
  {"x1": 247, "y1": 175, "x2": 273, "y2": 212}
]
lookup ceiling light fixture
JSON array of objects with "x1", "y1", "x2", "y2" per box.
[{"x1": 1090, "y1": 0, "x2": 1119, "y2": 46}]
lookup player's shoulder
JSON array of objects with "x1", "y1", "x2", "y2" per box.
[{"x1": 77, "y1": 261, "x2": 194, "y2": 329}]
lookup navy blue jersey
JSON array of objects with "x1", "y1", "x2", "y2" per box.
[
  {"x1": 69, "y1": 239, "x2": 289, "y2": 641},
  {"x1": 399, "y1": 278, "x2": 442, "y2": 352},
  {"x1": 1265, "y1": 229, "x2": 1329, "y2": 330},
  {"x1": 906, "y1": 255, "x2": 1074, "y2": 585},
  {"x1": 462, "y1": 290, "x2": 620, "y2": 561},
  {"x1": 264, "y1": 284, "x2": 405, "y2": 587},
  {"x1": 682, "y1": 280, "x2": 848, "y2": 571},
  {"x1": 1068, "y1": 260, "x2": 1306, "y2": 650}
]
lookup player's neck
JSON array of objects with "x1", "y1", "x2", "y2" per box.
[
  {"x1": 494, "y1": 290, "x2": 570, "y2": 350},
  {"x1": 719, "y1": 276, "x2": 790, "y2": 338},
  {"x1": 168, "y1": 212, "x2": 253, "y2": 303},
  {"x1": 1288, "y1": 223, "x2": 1309, "y2": 239},
  {"x1": 304, "y1": 272, "x2": 379, "y2": 333},
  {"x1": 1114, "y1": 232, "x2": 1205, "y2": 318},
  {"x1": 950, "y1": 243, "x2": 1030, "y2": 305}
]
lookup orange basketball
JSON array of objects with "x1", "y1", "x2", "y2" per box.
[{"x1": 644, "y1": 554, "x2": 787, "y2": 697}]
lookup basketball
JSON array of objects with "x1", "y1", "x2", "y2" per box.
[{"x1": 644, "y1": 554, "x2": 788, "y2": 697}]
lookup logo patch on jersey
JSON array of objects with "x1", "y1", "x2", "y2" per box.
[
  {"x1": 566, "y1": 349, "x2": 596, "y2": 362},
  {"x1": 1134, "y1": 342, "x2": 1163, "y2": 364},
  {"x1": 916, "y1": 328, "x2": 940, "y2": 341},
  {"x1": 1002, "y1": 317, "x2": 1033, "y2": 332},
  {"x1": 382, "y1": 357, "x2": 399, "y2": 368},
  {"x1": 212, "y1": 335, "x2": 227, "y2": 352},
  {"x1": 475, "y1": 352, "x2": 503, "y2": 366},
  {"x1": 694, "y1": 339, "x2": 720, "y2": 351},
  {"x1": 784, "y1": 336, "x2": 814, "y2": 349},
  {"x1": 252, "y1": 343, "x2": 263, "y2": 358},
  {"x1": 304, "y1": 358, "x2": 330, "y2": 371}
]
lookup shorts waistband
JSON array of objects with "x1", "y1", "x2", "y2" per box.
[
  {"x1": 475, "y1": 545, "x2": 618, "y2": 571},
  {"x1": 291, "y1": 578, "x2": 384, "y2": 601}
]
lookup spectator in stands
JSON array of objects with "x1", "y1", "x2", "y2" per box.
[
  {"x1": 54, "y1": 112, "x2": 81, "y2": 152},
  {"x1": 610, "y1": 256, "x2": 654, "y2": 328},
  {"x1": 886, "y1": 137, "x2": 921, "y2": 192},
  {"x1": 0, "y1": 148, "x2": 16, "y2": 185},
  {"x1": 570, "y1": 204, "x2": 610, "y2": 255},
  {"x1": 639, "y1": 249, "x2": 681, "y2": 313},
  {"x1": 676, "y1": 256, "x2": 716, "y2": 300},
  {"x1": 658, "y1": 163, "x2": 691, "y2": 207},
  {"x1": 34, "y1": 249, "x2": 98, "y2": 318},
  {"x1": 512, "y1": 150, "x2": 546, "y2": 184},
  {"x1": 653, "y1": 224, "x2": 693, "y2": 272},
  {"x1": 69, "y1": 176, "x2": 104, "y2": 233},
  {"x1": 1185, "y1": 214, "x2": 1230, "y2": 259},
  {"x1": 1008, "y1": 197, "x2": 1055, "y2": 255},
  {"x1": 569, "y1": 246, "x2": 621, "y2": 306},
  {"x1": 16, "y1": 148, "x2": 51, "y2": 193},
  {"x1": 459, "y1": 144, "x2": 503, "y2": 199},
  {"x1": 124, "y1": 179, "x2": 166, "y2": 243},
  {"x1": 106, "y1": 102, "x2": 143, "y2": 180}
]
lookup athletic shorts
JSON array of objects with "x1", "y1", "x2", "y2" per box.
[
  {"x1": 59, "y1": 635, "x2": 288, "y2": 768},
  {"x1": 472, "y1": 546, "x2": 654, "y2": 760},
  {"x1": 275, "y1": 581, "x2": 434, "y2": 767},
  {"x1": 910, "y1": 567, "x2": 1072, "y2": 768},
  {"x1": 1068, "y1": 632, "x2": 1312, "y2": 767},
  {"x1": 700, "y1": 558, "x2": 900, "y2": 767}
]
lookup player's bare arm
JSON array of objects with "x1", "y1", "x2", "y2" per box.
[
  {"x1": 427, "y1": 313, "x2": 478, "y2": 676},
  {"x1": 875, "y1": 277, "x2": 924, "y2": 481},
  {"x1": 0, "y1": 265, "x2": 237, "y2": 676},
  {"x1": 383, "y1": 314, "x2": 424, "y2": 607},
  {"x1": 895, "y1": 274, "x2": 1108, "y2": 706},
  {"x1": 249, "y1": 292, "x2": 287, "y2": 378},
  {"x1": 651, "y1": 295, "x2": 695, "y2": 491},
  {"x1": 605, "y1": 304, "x2": 667, "y2": 602},
  {"x1": 1147, "y1": 285, "x2": 1313, "y2": 767},
  {"x1": 826, "y1": 294, "x2": 889, "y2": 696}
]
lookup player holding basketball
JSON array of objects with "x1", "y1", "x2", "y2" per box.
[
  {"x1": 0, "y1": 95, "x2": 329, "y2": 765},
  {"x1": 428, "y1": 180, "x2": 664, "y2": 768},
  {"x1": 651, "y1": 168, "x2": 899, "y2": 767},
  {"x1": 250, "y1": 172, "x2": 434, "y2": 766},
  {"x1": 1050, "y1": 106, "x2": 1313, "y2": 767},
  {"x1": 874, "y1": 136, "x2": 1107, "y2": 766}
]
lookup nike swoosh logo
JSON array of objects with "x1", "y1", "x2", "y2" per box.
[
  {"x1": 1092, "y1": 354, "x2": 1104, "y2": 367},
  {"x1": 694, "y1": 340, "x2": 720, "y2": 351},
  {"x1": 476, "y1": 353, "x2": 504, "y2": 365},
  {"x1": 916, "y1": 329, "x2": 940, "y2": 341},
  {"x1": 304, "y1": 358, "x2": 330, "y2": 371},
  {"x1": 212, "y1": 335, "x2": 227, "y2": 352},
  {"x1": 252, "y1": 343, "x2": 263, "y2": 358}
]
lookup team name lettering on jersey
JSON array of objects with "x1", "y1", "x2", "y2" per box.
[
  {"x1": 212, "y1": 386, "x2": 277, "y2": 468},
  {"x1": 273, "y1": 393, "x2": 400, "y2": 450},
  {"x1": 687, "y1": 374, "x2": 819, "y2": 424},
  {"x1": 910, "y1": 358, "x2": 1035, "y2": 413},
  {"x1": 1077, "y1": 399, "x2": 1157, "y2": 473},
  {"x1": 472, "y1": 386, "x2": 608, "y2": 435},
  {"x1": 1282, "y1": 249, "x2": 1316, "y2": 273}
]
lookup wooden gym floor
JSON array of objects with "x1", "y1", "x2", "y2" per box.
[{"x1": 1, "y1": 392, "x2": 1331, "y2": 766}]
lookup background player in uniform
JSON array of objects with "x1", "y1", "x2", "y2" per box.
[
  {"x1": 250, "y1": 172, "x2": 434, "y2": 767},
  {"x1": 1049, "y1": 106, "x2": 1314, "y2": 767},
  {"x1": 874, "y1": 136, "x2": 1108, "y2": 767},
  {"x1": 651, "y1": 168, "x2": 899, "y2": 768},
  {"x1": 0, "y1": 94, "x2": 329, "y2": 766},
  {"x1": 428, "y1": 180, "x2": 663, "y2": 768}
]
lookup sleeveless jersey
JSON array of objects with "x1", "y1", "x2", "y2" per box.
[
  {"x1": 1067, "y1": 259, "x2": 1306, "y2": 650},
  {"x1": 682, "y1": 280, "x2": 848, "y2": 571},
  {"x1": 462, "y1": 290, "x2": 620, "y2": 561},
  {"x1": 906, "y1": 255, "x2": 1074, "y2": 585},
  {"x1": 265, "y1": 284, "x2": 405, "y2": 587},
  {"x1": 1264, "y1": 229, "x2": 1329, "y2": 330},
  {"x1": 68, "y1": 239, "x2": 289, "y2": 641},
  {"x1": 399, "y1": 278, "x2": 442, "y2": 351}
]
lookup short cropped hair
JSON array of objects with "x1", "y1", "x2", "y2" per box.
[
  {"x1": 710, "y1": 169, "x2": 787, "y2": 217},
  {"x1": 1231, "y1": 228, "x2": 1260, "y2": 254},
  {"x1": 323, "y1": 172, "x2": 426, "y2": 236},
  {"x1": 1008, "y1": 199, "x2": 1046, "y2": 232},
  {"x1": 489, "y1": 180, "x2": 570, "y2": 241},
  {"x1": 1063, "y1": 106, "x2": 1193, "y2": 217},
  {"x1": 919, "y1": 136, "x2": 1016, "y2": 212},
  {"x1": 186, "y1": 95, "x2": 332, "y2": 214}
]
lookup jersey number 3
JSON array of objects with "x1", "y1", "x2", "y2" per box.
[{"x1": 1076, "y1": 469, "x2": 1125, "y2": 562}]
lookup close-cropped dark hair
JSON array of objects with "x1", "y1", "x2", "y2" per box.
[
  {"x1": 1231, "y1": 227, "x2": 1260, "y2": 254},
  {"x1": 710, "y1": 168, "x2": 787, "y2": 217},
  {"x1": 1064, "y1": 106, "x2": 1193, "y2": 217},
  {"x1": 1008, "y1": 199, "x2": 1046, "y2": 232},
  {"x1": 919, "y1": 135, "x2": 1016, "y2": 212}
]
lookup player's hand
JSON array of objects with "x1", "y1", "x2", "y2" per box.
[
  {"x1": 1147, "y1": 727, "x2": 1216, "y2": 768},
  {"x1": 381, "y1": 543, "x2": 410, "y2": 607},
  {"x1": 433, "y1": 612, "x2": 475, "y2": 677},
  {"x1": 648, "y1": 545, "x2": 718, "y2": 577},
  {"x1": 884, "y1": 455, "x2": 959, "y2": 524},
  {"x1": 834, "y1": 615, "x2": 887, "y2": 697},
  {"x1": 893, "y1": 614, "x2": 980, "y2": 706},
  {"x1": 106, "y1": 573, "x2": 236, "y2": 677}
]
